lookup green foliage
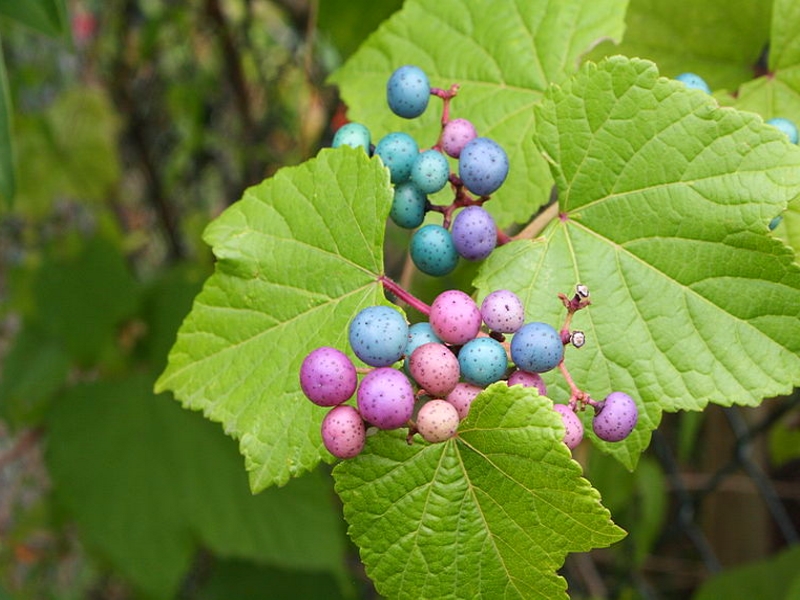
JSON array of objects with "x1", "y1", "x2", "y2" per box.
[
  {"x1": 334, "y1": 384, "x2": 624, "y2": 600},
  {"x1": 0, "y1": 40, "x2": 13, "y2": 206},
  {"x1": 0, "y1": 0, "x2": 68, "y2": 38}
]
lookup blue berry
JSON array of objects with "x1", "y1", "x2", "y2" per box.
[
  {"x1": 766, "y1": 117, "x2": 799, "y2": 144},
  {"x1": 458, "y1": 337, "x2": 508, "y2": 387},
  {"x1": 348, "y1": 305, "x2": 409, "y2": 367},
  {"x1": 451, "y1": 206, "x2": 497, "y2": 261},
  {"x1": 375, "y1": 132, "x2": 419, "y2": 184},
  {"x1": 510, "y1": 322, "x2": 564, "y2": 373},
  {"x1": 410, "y1": 149, "x2": 450, "y2": 194},
  {"x1": 675, "y1": 72, "x2": 711, "y2": 94},
  {"x1": 410, "y1": 224, "x2": 459, "y2": 276},
  {"x1": 331, "y1": 123, "x2": 371, "y2": 152},
  {"x1": 386, "y1": 65, "x2": 431, "y2": 119},
  {"x1": 458, "y1": 137, "x2": 509, "y2": 196},
  {"x1": 390, "y1": 181, "x2": 428, "y2": 229}
]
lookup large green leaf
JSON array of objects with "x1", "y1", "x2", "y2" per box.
[
  {"x1": 156, "y1": 148, "x2": 394, "y2": 491},
  {"x1": 0, "y1": 0, "x2": 68, "y2": 37},
  {"x1": 588, "y1": 0, "x2": 771, "y2": 91},
  {"x1": 46, "y1": 374, "x2": 350, "y2": 599},
  {"x1": 334, "y1": 384, "x2": 625, "y2": 599},
  {"x1": 0, "y1": 39, "x2": 14, "y2": 206},
  {"x1": 475, "y1": 56, "x2": 800, "y2": 468},
  {"x1": 330, "y1": 0, "x2": 629, "y2": 227}
]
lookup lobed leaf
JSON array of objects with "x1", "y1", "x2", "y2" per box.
[
  {"x1": 334, "y1": 384, "x2": 624, "y2": 600},
  {"x1": 156, "y1": 148, "x2": 394, "y2": 491},
  {"x1": 476, "y1": 56, "x2": 800, "y2": 468}
]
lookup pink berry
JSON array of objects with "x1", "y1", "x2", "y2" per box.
[
  {"x1": 445, "y1": 382, "x2": 483, "y2": 420},
  {"x1": 429, "y1": 290, "x2": 482, "y2": 345},
  {"x1": 441, "y1": 118, "x2": 478, "y2": 158},
  {"x1": 299, "y1": 347, "x2": 358, "y2": 406},
  {"x1": 507, "y1": 369, "x2": 547, "y2": 396},
  {"x1": 321, "y1": 405, "x2": 366, "y2": 459},
  {"x1": 416, "y1": 399, "x2": 460, "y2": 443},
  {"x1": 409, "y1": 342, "x2": 461, "y2": 397},
  {"x1": 552, "y1": 404, "x2": 583, "y2": 450},
  {"x1": 592, "y1": 392, "x2": 638, "y2": 442},
  {"x1": 357, "y1": 367, "x2": 415, "y2": 429}
]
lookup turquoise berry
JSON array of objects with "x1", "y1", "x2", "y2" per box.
[
  {"x1": 375, "y1": 132, "x2": 419, "y2": 184},
  {"x1": 410, "y1": 149, "x2": 450, "y2": 194},
  {"x1": 675, "y1": 72, "x2": 711, "y2": 94},
  {"x1": 390, "y1": 181, "x2": 428, "y2": 229},
  {"x1": 410, "y1": 224, "x2": 459, "y2": 277},
  {"x1": 766, "y1": 117, "x2": 799, "y2": 144},
  {"x1": 331, "y1": 122, "x2": 371, "y2": 152},
  {"x1": 386, "y1": 65, "x2": 431, "y2": 119},
  {"x1": 458, "y1": 337, "x2": 508, "y2": 387}
]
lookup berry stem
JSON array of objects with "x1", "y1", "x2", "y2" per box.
[
  {"x1": 513, "y1": 197, "x2": 559, "y2": 241},
  {"x1": 380, "y1": 275, "x2": 431, "y2": 316},
  {"x1": 431, "y1": 84, "x2": 460, "y2": 127}
]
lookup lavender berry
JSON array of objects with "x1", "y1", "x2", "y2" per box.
[
  {"x1": 321, "y1": 405, "x2": 366, "y2": 459},
  {"x1": 451, "y1": 206, "x2": 497, "y2": 261},
  {"x1": 506, "y1": 369, "x2": 547, "y2": 396},
  {"x1": 429, "y1": 289, "x2": 482, "y2": 345},
  {"x1": 592, "y1": 391, "x2": 638, "y2": 442},
  {"x1": 480, "y1": 289, "x2": 524, "y2": 333},
  {"x1": 416, "y1": 399, "x2": 460, "y2": 443},
  {"x1": 553, "y1": 404, "x2": 583, "y2": 450},
  {"x1": 357, "y1": 367, "x2": 415, "y2": 429},
  {"x1": 441, "y1": 118, "x2": 477, "y2": 158},
  {"x1": 299, "y1": 346, "x2": 358, "y2": 406}
]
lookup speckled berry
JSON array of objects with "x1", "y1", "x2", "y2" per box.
[
  {"x1": 458, "y1": 337, "x2": 508, "y2": 387},
  {"x1": 510, "y1": 322, "x2": 564, "y2": 373},
  {"x1": 416, "y1": 399, "x2": 460, "y2": 443},
  {"x1": 553, "y1": 404, "x2": 583, "y2": 450},
  {"x1": 386, "y1": 65, "x2": 430, "y2": 119},
  {"x1": 374, "y1": 132, "x2": 419, "y2": 183},
  {"x1": 675, "y1": 72, "x2": 711, "y2": 94},
  {"x1": 446, "y1": 382, "x2": 483, "y2": 420},
  {"x1": 409, "y1": 342, "x2": 460, "y2": 397},
  {"x1": 451, "y1": 205, "x2": 497, "y2": 261},
  {"x1": 458, "y1": 137, "x2": 509, "y2": 196},
  {"x1": 357, "y1": 367, "x2": 415, "y2": 430},
  {"x1": 480, "y1": 289, "x2": 524, "y2": 333},
  {"x1": 331, "y1": 122, "x2": 371, "y2": 152},
  {"x1": 592, "y1": 391, "x2": 638, "y2": 442},
  {"x1": 429, "y1": 290, "x2": 482, "y2": 345},
  {"x1": 321, "y1": 405, "x2": 366, "y2": 459},
  {"x1": 299, "y1": 346, "x2": 358, "y2": 406},
  {"x1": 506, "y1": 369, "x2": 547, "y2": 396},
  {"x1": 441, "y1": 118, "x2": 477, "y2": 158},
  {"x1": 409, "y1": 224, "x2": 459, "y2": 277},
  {"x1": 410, "y1": 149, "x2": 450, "y2": 194},
  {"x1": 390, "y1": 181, "x2": 428, "y2": 229},
  {"x1": 348, "y1": 305, "x2": 409, "y2": 367}
]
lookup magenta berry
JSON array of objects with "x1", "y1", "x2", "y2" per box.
[
  {"x1": 506, "y1": 369, "x2": 547, "y2": 396},
  {"x1": 445, "y1": 382, "x2": 483, "y2": 420},
  {"x1": 321, "y1": 405, "x2": 366, "y2": 459},
  {"x1": 441, "y1": 118, "x2": 478, "y2": 158},
  {"x1": 592, "y1": 391, "x2": 638, "y2": 442},
  {"x1": 552, "y1": 404, "x2": 583, "y2": 450},
  {"x1": 416, "y1": 399, "x2": 460, "y2": 443},
  {"x1": 299, "y1": 347, "x2": 358, "y2": 406},
  {"x1": 357, "y1": 367, "x2": 415, "y2": 430},
  {"x1": 408, "y1": 342, "x2": 461, "y2": 397},
  {"x1": 480, "y1": 289, "x2": 525, "y2": 333},
  {"x1": 429, "y1": 289, "x2": 482, "y2": 345}
]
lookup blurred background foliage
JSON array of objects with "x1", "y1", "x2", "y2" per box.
[{"x1": 0, "y1": 1, "x2": 799, "y2": 599}]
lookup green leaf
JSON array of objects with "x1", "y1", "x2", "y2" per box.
[
  {"x1": 692, "y1": 544, "x2": 800, "y2": 600},
  {"x1": 334, "y1": 384, "x2": 625, "y2": 600},
  {"x1": 46, "y1": 374, "x2": 350, "y2": 599},
  {"x1": 317, "y1": 0, "x2": 403, "y2": 59},
  {"x1": 476, "y1": 56, "x2": 800, "y2": 468},
  {"x1": 329, "y1": 0, "x2": 629, "y2": 227},
  {"x1": 0, "y1": 39, "x2": 14, "y2": 206},
  {"x1": 0, "y1": 0, "x2": 68, "y2": 38},
  {"x1": 588, "y1": 0, "x2": 771, "y2": 91},
  {"x1": 156, "y1": 147, "x2": 394, "y2": 491}
]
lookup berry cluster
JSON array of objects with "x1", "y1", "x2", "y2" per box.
[
  {"x1": 332, "y1": 65, "x2": 510, "y2": 277},
  {"x1": 299, "y1": 285, "x2": 639, "y2": 459}
]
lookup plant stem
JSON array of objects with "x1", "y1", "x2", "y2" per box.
[
  {"x1": 380, "y1": 275, "x2": 431, "y2": 316},
  {"x1": 513, "y1": 198, "x2": 560, "y2": 241}
]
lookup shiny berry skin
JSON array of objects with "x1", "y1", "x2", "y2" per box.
[
  {"x1": 451, "y1": 205, "x2": 497, "y2": 261},
  {"x1": 429, "y1": 290, "x2": 482, "y2": 345},
  {"x1": 767, "y1": 117, "x2": 799, "y2": 144},
  {"x1": 374, "y1": 132, "x2": 419, "y2": 184},
  {"x1": 357, "y1": 367, "x2": 415, "y2": 430},
  {"x1": 348, "y1": 305, "x2": 408, "y2": 367},
  {"x1": 416, "y1": 399, "x2": 460, "y2": 443},
  {"x1": 480, "y1": 289, "x2": 524, "y2": 333},
  {"x1": 321, "y1": 405, "x2": 366, "y2": 459},
  {"x1": 441, "y1": 118, "x2": 477, "y2": 158},
  {"x1": 458, "y1": 337, "x2": 508, "y2": 387},
  {"x1": 675, "y1": 72, "x2": 711, "y2": 94},
  {"x1": 445, "y1": 382, "x2": 483, "y2": 420},
  {"x1": 331, "y1": 122, "x2": 371, "y2": 152},
  {"x1": 390, "y1": 181, "x2": 428, "y2": 229},
  {"x1": 386, "y1": 65, "x2": 431, "y2": 119},
  {"x1": 553, "y1": 404, "x2": 583, "y2": 450},
  {"x1": 299, "y1": 346, "x2": 358, "y2": 406},
  {"x1": 458, "y1": 137, "x2": 509, "y2": 196},
  {"x1": 408, "y1": 342, "x2": 460, "y2": 397},
  {"x1": 409, "y1": 224, "x2": 459, "y2": 276},
  {"x1": 592, "y1": 391, "x2": 638, "y2": 442},
  {"x1": 510, "y1": 322, "x2": 564, "y2": 373},
  {"x1": 506, "y1": 369, "x2": 547, "y2": 396},
  {"x1": 410, "y1": 149, "x2": 450, "y2": 194}
]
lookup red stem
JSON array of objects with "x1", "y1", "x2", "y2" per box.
[{"x1": 380, "y1": 275, "x2": 431, "y2": 316}]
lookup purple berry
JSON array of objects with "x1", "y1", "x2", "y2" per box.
[
  {"x1": 356, "y1": 367, "x2": 415, "y2": 429},
  {"x1": 441, "y1": 118, "x2": 477, "y2": 158},
  {"x1": 416, "y1": 399, "x2": 460, "y2": 443},
  {"x1": 451, "y1": 206, "x2": 497, "y2": 261},
  {"x1": 480, "y1": 289, "x2": 524, "y2": 333},
  {"x1": 592, "y1": 392, "x2": 638, "y2": 442},
  {"x1": 458, "y1": 136, "x2": 509, "y2": 196},
  {"x1": 299, "y1": 346, "x2": 358, "y2": 406},
  {"x1": 506, "y1": 369, "x2": 547, "y2": 396},
  {"x1": 553, "y1": 404, "x2": 583, "y2": 450},
  {"x1": 321, "y1": 405, "x2": 366, "y2": 459},
  {"x1": 429, "y1": 290, "x2": 482, "y2": 345},
  {"x1": 445, "y1": 382, "x2": 483, "y2": 420},
  {"x1": 409, "y1": 342, "x2": 460, "y2": 397}
]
